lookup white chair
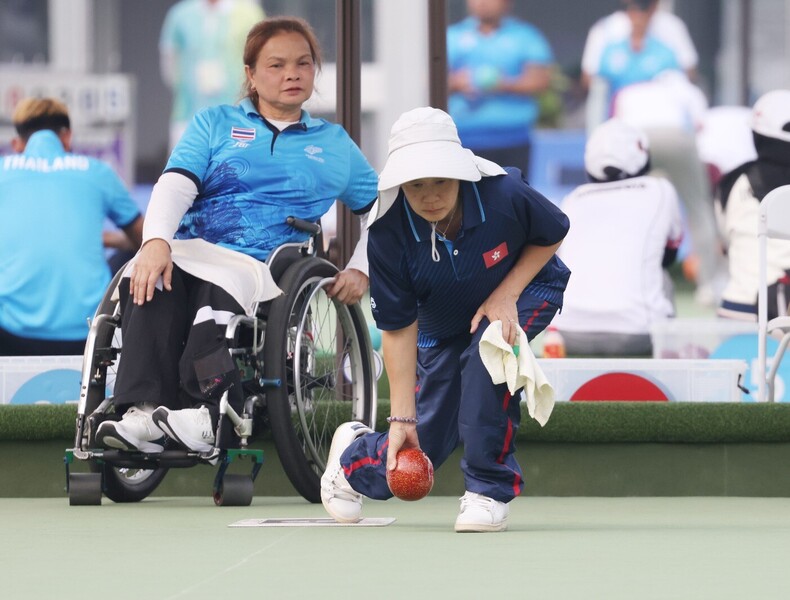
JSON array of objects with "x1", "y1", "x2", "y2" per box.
[{"x1": 757, "y1": 184, "x2": 790, "y2": 402}]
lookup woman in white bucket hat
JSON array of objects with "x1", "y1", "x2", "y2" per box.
[{"x1": 321, "y1": 107, "x2": 570, "y2": 532}]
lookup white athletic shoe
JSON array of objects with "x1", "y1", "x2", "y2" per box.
[
  {"x1": 96, "y1": 405, "x2": 165, "y2": 453},
  {"x1": 321, "y1": 421, "x2": 373, "y2": 523},
  {"x1": 454, "y1": 491, "x2": 509, "y2": 533},
  {"x1": 152, "y1": 406, "x2": 215, "y2": 452}
]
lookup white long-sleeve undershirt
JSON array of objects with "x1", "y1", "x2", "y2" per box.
[
  {"x1": 142, "y1": 171, "x2": 198, "y2": 245},
  {"x1": 142, "y1": 170, "x2": 371, "y2": 275}
]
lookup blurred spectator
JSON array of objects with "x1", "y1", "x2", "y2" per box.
[
  {"x1": 613, "y1": 71, "x2": 724, "y2": 306},
  {"x1": 160, "y1": 0, "x2": 265, "y2": 150},
  {"x1": 716, "y1": 90, "x2": 790, "y2": 321},
  {"x1": 581, "y1": 0, "x2": 698, "y2": 129},
  {"x1": 0, "y1": 98, "x2": 143, "y2": 356},
  {"x1": 551, "y1": 118, "x2": 683, "y2": 356},
  {"x1": 697, "y1": 106, "x2": 757, "y2": 189},
  {"x1": 447, "y1": 0, "x2": 553, "y2": 175}
]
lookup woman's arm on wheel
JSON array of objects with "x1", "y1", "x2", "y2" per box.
[{"x1": 326, "y1": 211, "x2": 371, "y2": 305}]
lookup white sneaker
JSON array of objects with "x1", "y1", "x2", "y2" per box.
[
  {"x1": 454, "y1": 491, "x2": 509, "y2": 533},
  {"x1": 321, "y1": 421, "x2": 373, "y2": 523},
  {"x1": 96, "y1": 405, "x2": 165, "y2": 453},
  {"x1": 152, "y1": 406, "x2": 215, "y2": 452}
]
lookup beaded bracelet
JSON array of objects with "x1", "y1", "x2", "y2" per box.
[{"x1": 386, "y1": 416, "x2": 418, "y2": 424}]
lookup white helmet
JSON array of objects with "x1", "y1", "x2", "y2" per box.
[
  {"x1": 584, "y1": 118, "x2": 650, "y2": 181},
  {"x1": 752, "y1": 90, "x2": 790, "y2": 143}
]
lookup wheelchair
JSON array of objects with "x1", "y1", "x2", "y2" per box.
[{"x1": 65, "y1": 217, "x2": 378, "y2": 506}]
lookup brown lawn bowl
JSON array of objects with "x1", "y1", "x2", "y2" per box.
[{"x1": 386, "y1": 448, "x2": 434, "y2": 501}]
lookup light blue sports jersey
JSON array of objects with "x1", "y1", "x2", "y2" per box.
[
  {"x1": 447, "y1": 16, "x2": 553, "y2": 149},
  {"x1": 597, "y1": 37, "x2": 681, "y2": 95},
  {"x1": 167, "y1": 99, "x2": 378, "y2": 260},
  {"x1": 0, "y1": 130, "x2": 140, "y2": 340}
]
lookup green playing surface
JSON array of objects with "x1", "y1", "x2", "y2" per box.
[{"x1": 3, "y1": 496, "x2": 790, "y2": 600}]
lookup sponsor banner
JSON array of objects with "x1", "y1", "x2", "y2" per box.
[{"x1": 533, "y1": 358, "x2": 747, "y2": 403}]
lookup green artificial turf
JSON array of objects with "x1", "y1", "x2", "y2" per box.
[
  {"x1": 515, "y1": 401, "x2": 790, "y2": 443},
  {"x1": 0, "y1": 405, "x2": 77, "y2": 441},
  {"x1": 4, "y1": 401, "x2": 790, "y2": 444}
]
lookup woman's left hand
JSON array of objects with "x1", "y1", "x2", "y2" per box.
[
  {"x1": 326, "y1": 268, "x2": 368, "y2": 305},
  {"x1": 470, "y1": 289, "x2": 520, "y2": 346}
]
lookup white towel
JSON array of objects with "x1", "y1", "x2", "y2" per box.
[
  {"x1": 479, "y1": 321, "x2": 555, "y2": 427},
  {"x1": 116, "y1": 238, "x2": 283, "y2": 316}
]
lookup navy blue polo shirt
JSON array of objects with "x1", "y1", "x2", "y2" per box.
[{"x1": 368, "y1": 168, "x2": 570, "y2": 346}]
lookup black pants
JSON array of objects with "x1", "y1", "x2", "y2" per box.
[{"x1": 112, "y1": 266, "x2": 245, "y2": 446}]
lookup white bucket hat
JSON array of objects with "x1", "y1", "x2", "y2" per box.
[
  {"x1": 585, "y1": 118, "x2": 650, "y2": 181},
  {"x1": 752, "y1": 89, "x2": 790, "y2": 143},
  {"x1": 369, "y1": 107, "x2": 506, "y2": 224}
]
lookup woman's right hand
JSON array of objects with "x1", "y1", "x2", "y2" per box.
[
  {"x1": 130, "y1": 239, "x2": 173, "y2": 305},
  {"x1": 386, "y1": 422, "x2": 420, "y2": 472}
]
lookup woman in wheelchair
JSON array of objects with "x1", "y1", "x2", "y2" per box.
[{"x1": 94, "y1": 16, "x2": 377, "y2": 456}]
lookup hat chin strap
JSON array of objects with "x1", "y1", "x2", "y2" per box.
[{"x1": 429, "y1": 223, "x2": 441, "y2": 262}]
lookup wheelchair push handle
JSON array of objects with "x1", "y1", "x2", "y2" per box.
[{"x1": 286, "y1": 216, "x2": 321, "y2": 236}]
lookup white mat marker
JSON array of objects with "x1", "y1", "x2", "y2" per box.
[{"x1": 229, "y1": 517, "x2": 396, "y2": 528}]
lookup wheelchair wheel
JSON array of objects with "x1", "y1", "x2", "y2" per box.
[
  {"x1": 213, "y1": 474, "x2": 254, "y2": 507},
  {"x1": 92, "y1": 460, "x2": 169, "y2": 503},
  {"x1": 82, "y1": 269, "x2": 169, "y2": 503},
  {"x1": 68, "y1": 473, "x2": 103, "y2": 506},
  {"x1": 264, "y1": 257, "x2": 376, "y2": 503}
]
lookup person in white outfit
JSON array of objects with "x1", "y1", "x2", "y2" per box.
[
  {"x1": 716, "y1": 90, "x2": 790, "y2": 321},
  {"x1": 552, "y1": 118, "x2": 683, "y2": 356},
  {"x1": 612, "y1": 70, "x2": 723, "y2": 307}
]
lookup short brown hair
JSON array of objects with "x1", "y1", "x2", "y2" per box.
[
  {"x1": 12, "y1": 97, "x2": 71, "y2": 141},
  {"x1": 242, "y1": 16, "x2": 323, "y2": 103},
  {"x1": 622, "y1": 0, "x2": 657, "y2": 10}
]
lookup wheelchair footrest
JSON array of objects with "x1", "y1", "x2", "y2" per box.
[{"x1": 99, "y1": 449, "x2": 204, "y2": 469}]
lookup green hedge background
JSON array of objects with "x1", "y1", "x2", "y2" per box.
[{"x1": 5, "y1": 402, "x2": 790, "y2": 443}]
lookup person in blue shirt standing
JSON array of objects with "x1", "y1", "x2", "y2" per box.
[
  {"x1": 159, "y1": 0, "x2": 265, "y2": 150},
  {"x1": 581, "y1": 0, "x2": 698, "y2": 126},
  {"x1": 0, "y1": 97, "x2": 143, "y2": 356},
  {"x1": 96, "y1": 16, "x2": 378, "y2": 454},
  {"x1": 321, "y1": 107, "x2": 570, "y2": 532},
  {"x1": 447, "y1": 0, "x2": 553, "y2": 176}
]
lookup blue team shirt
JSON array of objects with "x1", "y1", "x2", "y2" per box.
[
  {"x1": 598, "y1": 37, "x2": 681, "y2": 95},
  {"x1": 0, "y1": 130, "x2": 140, "y2": 340},
  {"x1": 368, "y1": 169, "x2": 570, "y2": 347},
  {"x1": 447, "y1": 16, "x2": 553, "y2": 149},
  {"x1": 166, "y1": 99, "x2": 378, "y2": 260}
]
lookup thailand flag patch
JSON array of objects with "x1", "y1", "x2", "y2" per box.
[
  {"x1": 231, "y1": 127, "x2": 256, "y2": 141},
  {"x1": 482, "y1": 242, "x2": 508, "y2": 268}
]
